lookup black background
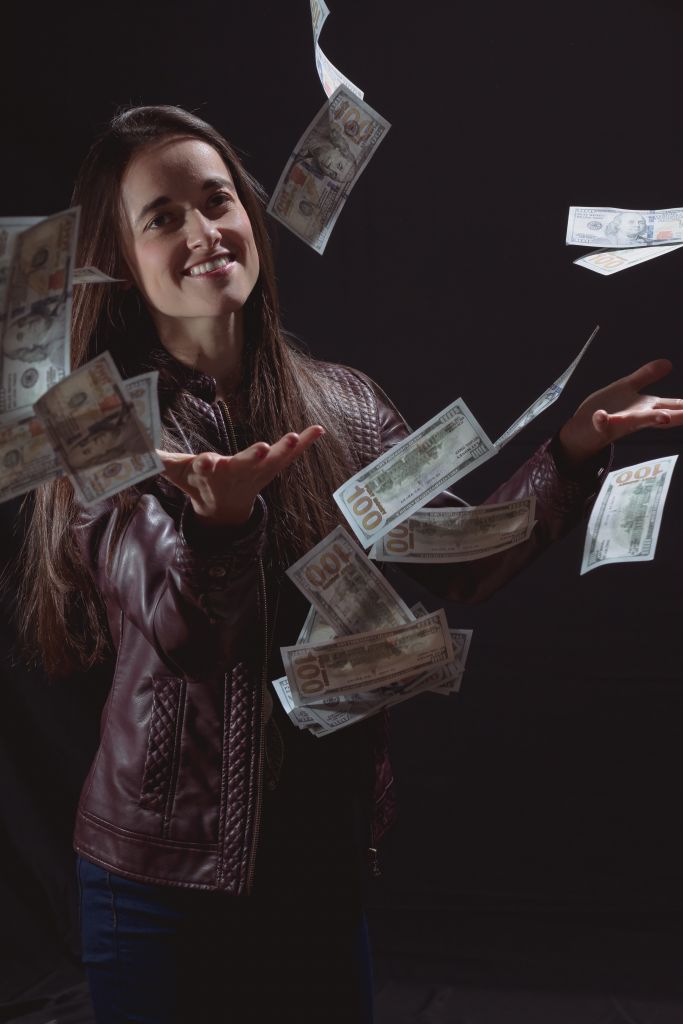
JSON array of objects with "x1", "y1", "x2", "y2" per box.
[{"x1": 2, "y1": 0, "x2": 683, "y2": 1011}]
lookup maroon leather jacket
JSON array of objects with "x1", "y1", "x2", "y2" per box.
[{"x1": 73, "y1": 359, "x2": 609, "y2": 894}]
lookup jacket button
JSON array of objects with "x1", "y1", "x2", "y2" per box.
[{"x1": 208, "y1": 565, "x2": 226, "y2": 578}]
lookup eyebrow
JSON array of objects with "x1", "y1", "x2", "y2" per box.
[{"x1": 135, "y1": 177, "x2": 234, "y2": 226}]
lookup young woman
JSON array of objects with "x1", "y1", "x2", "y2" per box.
[{"x1": 17, "y1": 105, "x2": 683, "y2": 1024}]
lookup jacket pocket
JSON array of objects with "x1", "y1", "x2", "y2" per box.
[{"x1": 140, "y1": 675, "x2": 186, "y2": 830}]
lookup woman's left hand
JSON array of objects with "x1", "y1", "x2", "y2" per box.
[{"x1": 558, "y1": 358, "x2": 683, "y2": 466}]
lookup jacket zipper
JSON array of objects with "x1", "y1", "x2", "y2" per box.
[{"x1": 216, "y1": 398, "x2": 267, "y2": 894}]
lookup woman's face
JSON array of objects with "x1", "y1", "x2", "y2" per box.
[{"x1": 119, "y1": 136, "x2": 260, "y2": 322}]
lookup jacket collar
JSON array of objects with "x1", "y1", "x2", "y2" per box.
[{"x1": 142, "y1": 345, "x2": 217, "y2": 404}]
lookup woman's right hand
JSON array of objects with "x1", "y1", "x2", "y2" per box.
[{"x1": 157, "y1": 425, "x2": 325, "y2": 527}]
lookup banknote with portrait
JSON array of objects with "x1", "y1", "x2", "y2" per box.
[
  {"x1": 566, "y1": 206, "x2": 683, "y2": 248},
  {"x1": 267, "y1": 85, "x2": 390, "y2": 253},
  {"x1": 0, "y1": 209, "x2": 79, "y2": 425}
]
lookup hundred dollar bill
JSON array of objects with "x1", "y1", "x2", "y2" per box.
[
  {"x1": 580, "y1": 455, "x2": 678, "y2": 574},
  {"x1": 0, "y1": 208, "x2": 79, "y2": 425},
  {"x1": 573, "y1": 244, "x2": 683, "y2": 276},
  {"x1": 73, "y1": 266, "x2": 125, "y2": 284},
  {"x1": 566, "y1": 206, "x2": 683, "y2": 248},
  {"x1": 267, "y1": 86, "x2": 390, "y2": 254},
  {"x1": 369, "y1": 497, "x2": 536, "y2": 563},
  {"x1": 282, "y1": 609, "x2": 454, "y2": 706},
  {"x1": 34, "y1": 351, "x2": 163, "y2": 506},
  {"x1": 310, "y1": 0, "x2": 364, "y2": 99},
  {"x1": 0, "y1": 413, "x2": 63, "y2": 504},
  {"x1": 334, "y1": 399, "x2": 495, "y2": 548},
  {"x1": 494, "y1": 326, "x2": 599, "y2": 449},
  {"x1": 122, "y1": 371, "x2": 161, "y2": 448},
  {"x1": 287, "y1": 525, "x2": 414, "y2": 634}
]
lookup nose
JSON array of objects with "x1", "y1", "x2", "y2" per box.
[{"x1": 186, "y1": 210, "x2": 221, "y2": 251}]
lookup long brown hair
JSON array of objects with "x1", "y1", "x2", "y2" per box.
[{"x1": 17, "y1": 105, "x2": 357, "y2": 678}]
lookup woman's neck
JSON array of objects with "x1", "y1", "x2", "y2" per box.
[{"x1": 152, "y1": 310, "x2": 245, "y2": 397}]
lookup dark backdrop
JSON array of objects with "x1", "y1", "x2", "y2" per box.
[{"x1": 2, "y1": 0, "x2": 683, "y2": 1011}]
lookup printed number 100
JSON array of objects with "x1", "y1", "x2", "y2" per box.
[
  {"x1": 344, "y1": 485, "x2": 383, "y2": 532},
  {"x1": 292, "y1": 653, "x2": 329, "y2": 696}
]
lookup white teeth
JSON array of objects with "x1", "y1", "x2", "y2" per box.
[{"x1": 187, "y1": 255, "x2": 231, "y2": 276}]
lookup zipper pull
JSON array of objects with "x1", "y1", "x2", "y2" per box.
[{"x1": 368, "y1": 846, "x2": 381, "y2": 878}]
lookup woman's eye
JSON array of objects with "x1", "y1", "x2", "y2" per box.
[
  {"x1": 208, "y1": 192, "x2": 232, "y2": 209},
  {"x1": 146, "y1": 212, "x2": 173, "y2": 230}
]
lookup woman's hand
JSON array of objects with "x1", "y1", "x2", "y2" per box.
[
  {"x1": 157, "y1": 425, "x2": 325, "y2": 527},
  {"x1": 558, "y1": 359, "x2": 683, "y2": 467}
]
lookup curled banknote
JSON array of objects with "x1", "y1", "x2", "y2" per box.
[
  {"x1": 0, "y1": 209, "x2": 79, "y2": 425},
  {"x1": 369, "y1": 497, "x2": 536, "y2": 563},
  {"x1": 581, "y1": 455, "x2": 678, "y2": 574},
  {"x1": 309, "y1": 0, "x2": 363, "y2": 99},
  {"x1": 334, "y1": 399, "x2": 495, "y2": 548},
  {"x1": 573, "y1": 245, "x2": 683, "y2": 276},
  {"x1": 566, "y1": 206, "x2": 683, "y2": 248},
  {"x1": 286, "y1": 525, "x2": 414, "y2": 634},
  {"x1": 494, "y1": 326, "x2": 599, "y2": 449},
  {"x1": 34, "y1": 351, "x2": 163, "y2": 506},
  {"x1": 267, "y1": 85, "x2": 390, "y2": 254},
  {"x1": 281, "y1": 609, "x2": 454, "y2": 706}
]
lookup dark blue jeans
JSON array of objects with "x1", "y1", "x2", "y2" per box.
[{"x1": 77, "y1": 854, "x2": 374, "y2": 1024}]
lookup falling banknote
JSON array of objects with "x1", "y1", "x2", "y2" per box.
[
  {"x1": 0, "y1": 209, "x2": 79, "y2": 425},
  {"x1": 281, "y1": 609, "x2": 454, "y2": 706},
  {"x1": 333, "y1": 398, "x2": 495, "y2": 548},
  {"x1": 286, "y1": 525, "x2": 415, "y2": 634},
  {"x1": 267, "y1": 85, "x2": 390, "y2": 253},
  {"x1": 566, "y1": 206, "x2": 683, "y2": 248},
  {"x1": 369, "y1": 497, "x2": 536, "y2": 563},
  {"x1": 309, "y1": 0, "x2": 363, "y2": 99},
  {"x1": 580, "y1": 455, "x2": 678, "y2": 574},
  {"x1": 34, "y1": 351, "x2": 162, "y2": 506},
  {"x1": 494, "y1": 325, "x2": 599, "y2": 449},
  {"x1": 573, "y1": 245, "x2": 683, "y2": 276}
]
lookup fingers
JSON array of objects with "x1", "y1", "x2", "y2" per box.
[
  {"x1": 593, "y1": 407, "x2": 683, "y2": 437},
  {"x1": 158, "y1": 427, "x2": 325, "y2": 495},
  {"x1": 623, "y1": 358, "x2": 673, "y2": 392}
]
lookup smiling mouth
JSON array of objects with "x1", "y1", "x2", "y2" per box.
[{"x1": 185, "y1": 254, "x2": 235, "y2": 277}]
